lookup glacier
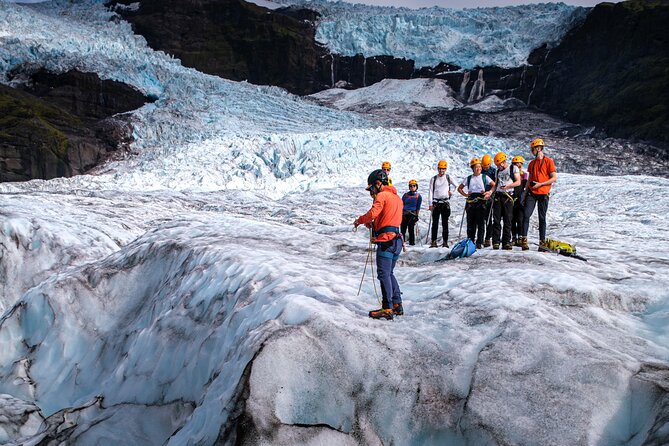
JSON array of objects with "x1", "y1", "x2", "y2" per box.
[
  {"x1": 271, "y1": 0, "x2": 589, "y2": 69},
  {"x1": 0, "y1": 1, "x2": 668, "y2": 445}
]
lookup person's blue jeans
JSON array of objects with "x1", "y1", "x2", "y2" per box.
[
  {"x1": 376, "y1": 237, "x2": 403, "y2": 309},
  {"x1": 522, "y1": 193, "x2": 550, "y2": 241}
]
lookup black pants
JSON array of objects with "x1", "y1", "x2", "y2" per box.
[
  {"x1": 401, "y1": 212, "x2": 418, "y2": 245},
  {"x1": 466, "y1": 199, "x2": 486, "y2": 246},
  {"x1": 522, "y1": 193, "x2": 550, "y2": 241},
  {"x1": 431, "y1": 201, "x2": 451, "y2": 243},
  {"x1": 492, "y1": 193, "x2": 514, "y2": 245}
]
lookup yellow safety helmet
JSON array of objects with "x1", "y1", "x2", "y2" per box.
[
  {"x1": 437, "y1": 160, "x2": 448, "y2": 169},
  {"x1": 481, "y1": 154, "x2": 492, "y2": 169},
  {"x1": 470, "y1": 157, "x2": 481, "y2": 167},
  {"x1": 381, "y1": 161, "x2": 392, "y2": 170},
  {"x1": 512, "y1": 155, "x2": 525, "y2": 164},
  {"x1": 408, "y1": 179, "x2": 418, "y2": 187},
  {"x1": 530, "y1": 138, "x2": 544, "y2": 149},
  {"x1": 494, "y1": 152, "x2": 507, "y2": 166}
]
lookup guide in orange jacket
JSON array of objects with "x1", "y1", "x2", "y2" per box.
[{"x1": 354, "y1": 169, "x2": 404, "y2": 320}]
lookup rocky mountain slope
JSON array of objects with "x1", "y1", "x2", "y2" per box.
[
  {"x1": 526, "y1": 0, "x2": 669, "y2": 143},
  {"x1": 110, "y1": 0, "x2": 330, "y2": 95},
  {"x1": 1, "y1": 70, "x2": 150, "y2": 182}
]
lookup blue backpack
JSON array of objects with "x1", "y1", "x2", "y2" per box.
[{"x1": 445, "y1": 238, "x2": 477, "y2": 260}]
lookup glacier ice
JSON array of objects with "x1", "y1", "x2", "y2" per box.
[
  {"x1": 0, "y1": 0, "x2": 668, "y2": 445},
  {"x1": 273, "y1": 0, "x2": 589, "y2": 69}
]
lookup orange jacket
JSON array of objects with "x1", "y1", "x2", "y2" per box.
[
  {"x1": 357, "y1": 185, "x2": 404, "y2": 242},
  {"x1": 527, "y1": 156, "x2": 556, "y2": 195}
]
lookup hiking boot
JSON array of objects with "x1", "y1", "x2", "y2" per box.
[
  {"x1": 514, "y1": 238, "x2": 522, "y2": 247},
  {"x1": 430, "y1": 240, "x2": 438, "y2": 248},
  {"x1": 512, "y1": 237, "x2": 518, "y2": 246},
  {"x1": 392, "y1": 303, "x2": 404, "y2": 316},
  {"x1": 502, "y1": 244, "x2": 513, "y2": 250},
  {"x1": 520, "y1": 236, "x2": 529, "y2": 251},
  {"x1": 442, "y1": 242, "x2": 449, "y2": 248},
  {"x1": 476, "y1": 243, "x2": 483, "y2": 249},
  {"x1": 484, "y1": 239, "x2": 491, "y2": 247},
  {"x1": 538, "y1": 240, "x2": 549, "y2": 252},
  {"x1": 493, "y1": 244, "x2": 500, "y2": 250},
  {"x1": 369, "y1": 308, "x2": 394, "y2": 320}
]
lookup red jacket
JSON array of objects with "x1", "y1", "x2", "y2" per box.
[{"x1": 357, "y1": 185, "x2": 404, "y2": 242}]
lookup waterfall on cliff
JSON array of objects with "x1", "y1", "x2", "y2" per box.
[
  {"x1": 459, "y1": 70, "x2": 470, "y2": 100},
  {"x1": 468, "y1": 69, "x2": 486, "y2": 102}
]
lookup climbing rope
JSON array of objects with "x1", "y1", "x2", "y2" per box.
[{"x1": 356, "y1": 227, "x2": 382, "y2": 306}]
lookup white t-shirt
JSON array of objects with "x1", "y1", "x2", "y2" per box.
[
  {"x1": 496, "y1": 165, "x2": 519, "y2": 194},
  {"x1": 460, "y1": 174, "x2": 493, "y2": 193},
  {"x1": 428, "y1": 174, "x2": 457, "y2": 202}
]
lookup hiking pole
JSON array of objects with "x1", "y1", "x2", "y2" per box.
[
  {"x1": 367, "y1": 228, "x2": 382, "y2": 306},
  {"x1": 458, "y1": 201, "x2": 467, "y2": 238},
  {"x1": 486, "y1": 191, "x2": 496, "y2": 227},
  {"x1": 416, "y1": 219, "x2": 422, "y2": 246},
  {"x1": 357, "y1": 229, "x2": 382, "y2": 307},
  {"x1": 356, "y1": 237, "x2": 373, "y2": 296},
  {"x1": 425, "y1": 208, "x2": 433, "y2": 244}
]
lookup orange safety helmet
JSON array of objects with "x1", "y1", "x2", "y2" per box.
[
  {"x1": 408, "y1": 179, "x2": 418, "y2": 187},
  {"x1": 470, "y1": 157, "x2": 481, "y2": 167},
  {"x1": 481, "y1": 154, "x2": 492, "y2": 169},
  {"x1": 530, "y1": 138, "x2": 544, "y2": 149},
  {"x1": 512, "y1": 155, "x2": 525, "y2": 164},
  {"x1": 437, "y1": 160, "x2": 448, "y2": 169},
  {"x1": 381, "y1": 161, "x2": 392, "y2": 170},
  {"x1": 494, "y1": 152, "x2": 507, "y2": 166}
]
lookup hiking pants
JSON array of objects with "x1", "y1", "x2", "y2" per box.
[
  {"x1": 522, "y1": 193, "x2": 550, "y2": 241},
  {"x1": 466, "y1": 200, "x2": 486, "y2": 246},
  {"x1": 401, "y1": 212, "x2": 418, "y2": 245},
  {"x1": 376, "y1": 237, "x2": 403, "y2": 309},
  {"x1": 484, "y1": 200, "x2": 493, "y2": 241},
  {"x1": 492, "y1": 193, "x2": 514, "y2": 245},
  {"x1": 512, "y1": 198, "x2": 524, "y2": 240},
  {"x1": 431, "y1": 201, "x2": 451, "y2": 243}
]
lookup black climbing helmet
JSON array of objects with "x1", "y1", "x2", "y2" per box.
[{"x1": 366, "y1": 169, "x2": 389, "y2": 190}]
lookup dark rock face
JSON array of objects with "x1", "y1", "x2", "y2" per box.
[
  {"x1": 23, "y1": 70, "x2": 151, "y2": 120},
  {"x1": 320, "y1": 54, "x2": 416, "y2": 89},
  {"x1": 1, "y1": 70, "x2": 151, "y2": 183},
  {"x1": 526, "y1": 0, "x2": 669, "y2": 143},
  {"x1": 109, "y1": 0, "x2": 331, "y2": 95}
]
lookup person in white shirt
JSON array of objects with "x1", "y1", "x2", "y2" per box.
[
  {"x1": 457, "y1": 158, "x2": 495, "y2": 249},
  {"x1": 490, "y1": 152, "x2": 521, "y2": 250},
  {"x1": 428, "y1": 160, "x2": 458, "y2": 248}
]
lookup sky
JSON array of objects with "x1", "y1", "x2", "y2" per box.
[
  {"x1": 8, "y1": 0, "x2": 620, "y2": 7},
  {"x1": 341, "y1": 0, "x2": 615, "y2": 7}
]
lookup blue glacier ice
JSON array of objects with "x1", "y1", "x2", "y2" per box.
[{"x1": 273, "y1": 0, "x2": 589, "y2": 68}]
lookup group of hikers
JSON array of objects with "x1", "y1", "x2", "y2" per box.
[{"x1": 353, "y1": 138, "x2": 558, "y2": 320}]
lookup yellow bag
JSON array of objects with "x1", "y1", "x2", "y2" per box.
[{"x1": 545, "y1": 239, "x2": 576, "y2": 255}]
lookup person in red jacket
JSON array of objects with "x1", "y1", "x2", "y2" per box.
[
  {"x1": 354, "y1": 169, "x2": 404, "y2": 320},
  {"x1": 520, "y1": 138, "x2": 558, "y2": 251}
]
